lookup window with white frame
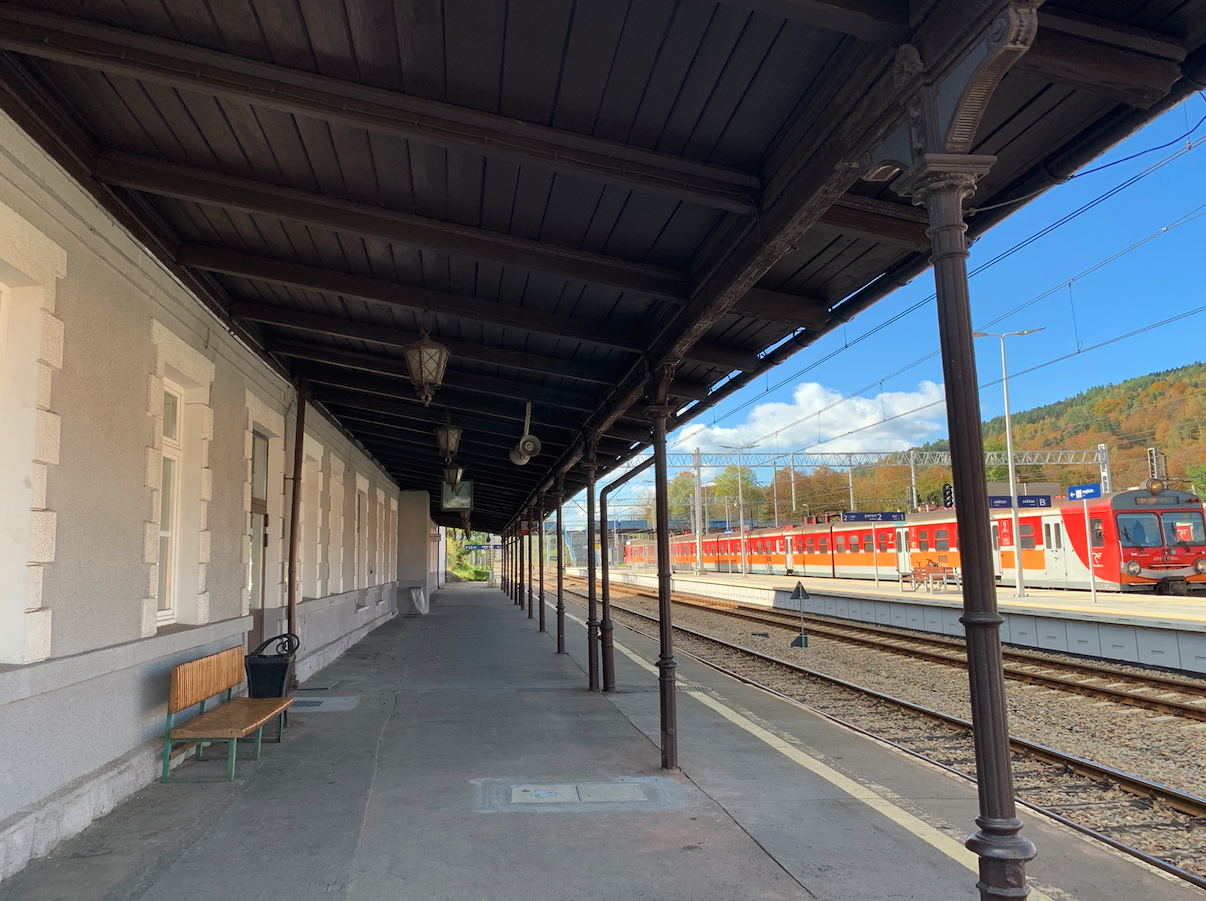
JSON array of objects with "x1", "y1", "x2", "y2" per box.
[{"x1": 158, "y1": 380, "x2": 184, "y2": 623}]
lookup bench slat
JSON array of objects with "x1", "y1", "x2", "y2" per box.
[
  {"x1": 169, "y1": 697, "x2": 293, "y2": 739},
  {"x1": 169, "y1": 646, "x2": 246, "y2": 713}
]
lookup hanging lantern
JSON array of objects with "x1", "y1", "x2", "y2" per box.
[
  {"x1": 444, "y1": 463, "x2": 463, "y2": 489},
  {"x1": 404, "y1": 332, "x2": 449, "y2": 406},
  {"x1": 435, "y1": 423, "x2": 462, "y2": 460}
]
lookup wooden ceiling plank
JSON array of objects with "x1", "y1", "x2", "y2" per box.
[
  {"x1": 183, "y1": 244, "x2": 647, "y2": 351},
  {"x1": 0, "y1": 4, "x2": 761, "y2": 213},
  {"x1": 731, "y1": 286, "x2": 831, "y2": 329},
  {"x1": 94, "y1": 151, "x2": 690, "y2": 299},
  {"x1": 710, "y1": 1, "x2": 908, "y2": 46},
  {"x1": 231, "y1": 301, "x2": 620, "y2": 384},
  {"x1": 1013, "y1": 27, "x2": 1183, "y2": 108}
]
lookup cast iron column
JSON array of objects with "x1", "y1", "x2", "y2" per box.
[
  {"x1": 286, "y1": 379, "x2": 308, "y2": 640},
  {"x1": 904, "y1": 158, "x2": 1036, "y2": 899},
  {"x1": 600, "y1": 488, "x2": 615, "y2": 692},
  {"x1": 650, "y1": 398, "x2": 678, "y2": 769},
  {"x1": 538, "y1": 497, "x2": 546, "y2": 632},
  {"x1": 555, "y1": 478, "x2": 566, "y2": 654},
  {"x1": 519, "y1": 526, "x2": 525, "y2": 610},
  {"x1": 527, "y1": 510, "x2": 534, "y2": 619},
  {"x1": 584, "y1": 441, "x2": 601, "y2": 691}
]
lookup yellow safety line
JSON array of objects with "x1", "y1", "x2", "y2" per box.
[{"x1": 554, "y1": 602, "x2": 1057, "y2": 901}]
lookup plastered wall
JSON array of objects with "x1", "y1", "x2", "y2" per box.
[{"x1": 0, "y1": 104, "x2": 439, "y2": 871}]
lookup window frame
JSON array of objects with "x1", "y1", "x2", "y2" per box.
[{"x1": 158, "y1": 380, "x2": 185, "y2": 625}]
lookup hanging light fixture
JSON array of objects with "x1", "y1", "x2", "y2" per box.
[
  {"x1": 435, "y1": 422, "x2": 462, "y2": 460},
  {"x1": 404, "y1": 315, "x2": 449, "y2": 406},
  {"x1": 444, "y1": 463, "x2": 464, "y2": 489}
]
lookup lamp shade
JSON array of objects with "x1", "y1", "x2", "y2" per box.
[
  {"x1": 444, "y1": 464, "x2": 463, "y2": 488},
  {"x1": 404, "y1": 334, "x2": 449, "y2": 406},
  {"x1": 435, "y1": 424, "x2": 462, "y2": 459}
]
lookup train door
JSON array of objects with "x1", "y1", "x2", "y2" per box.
[
  {"x1": 1044, "y1": 517, "x2": 1067, "y2": 583},
  {"x1": 896, "y1": 527, "x2": 910, "y2": 572},
  {"x1": 785, "y1": 534, "x2": 794, "y2": 574},
  {"x1": 991, "y1": 522, "x2": 1002, "y2": 579}
]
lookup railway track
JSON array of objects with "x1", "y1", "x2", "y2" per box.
[
  {"x1": 563, "y1": 576, "x2": 1206, "y2": 722},
  {"x1": 557, "y1": 585, "x2": 1206, "y2": 888}
]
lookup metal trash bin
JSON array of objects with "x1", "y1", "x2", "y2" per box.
[{"x1": 245, "y1": 633, "x2": 300, "y2": 698}]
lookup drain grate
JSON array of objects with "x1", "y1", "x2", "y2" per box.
[{"x1": 289, "y1": 696, "x2": 359, "y2": 712}]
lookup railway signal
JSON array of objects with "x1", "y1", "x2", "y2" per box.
[{"x1": 942, "y1": 483, "x2": 955, "y2": 508}]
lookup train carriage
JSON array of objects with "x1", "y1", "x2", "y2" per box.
[{"x1": 626, "y1": 482, "x2": 1206, "y2": 595}]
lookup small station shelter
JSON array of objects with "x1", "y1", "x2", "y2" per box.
[{"x1": 0, "y1": 3, "x2": 1203, "y2": 898}]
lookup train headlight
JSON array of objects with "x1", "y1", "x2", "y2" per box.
[
  {"x1": 1195, "y1": 558, "x2": 1206, "y2": 575},
  {"x1": 1145, "y1": 477, "x2": 1165, "y2": 495},
  {"x1": 1125, "y1": 560, "x2": 1143, "y2": 576}
]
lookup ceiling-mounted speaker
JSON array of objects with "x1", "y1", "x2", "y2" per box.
[
  {"x1": 508, "y1": 401, "x2": 539, "y2": 466},
  {"x1": 517, "y1": 433, "x2": 541, "y2": 458}
]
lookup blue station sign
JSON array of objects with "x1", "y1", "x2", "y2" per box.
[
  {"x1": 1018, "y1": 495, "x2": 1052, "y2": 508},
  {"x1": 1067, "y1": 483, "x2": 1102, "y2": 500},
  {"x1": 840, "y1": 511, "x2": 906, "y2": 523},
  {"x1": 988, "y1": 496, "x2": 1013, "y2": 508}
]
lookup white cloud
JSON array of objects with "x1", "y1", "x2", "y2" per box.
[{"x1": 672, "y1": 379, "x2": 947, "y2": 457}]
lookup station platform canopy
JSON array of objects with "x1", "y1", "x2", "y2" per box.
[{"x1": 1, "y1": 0, "x2": 1202, "y2": 533}]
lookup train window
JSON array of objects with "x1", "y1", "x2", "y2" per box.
[
  {"x1": 819, "y1": 537, "x2": 828, "y2": 553},
  {"x1": 1117, "y1": 513, "x2": 1161, "y2": 548},
  {"x1": 1089, "y1": 519, "x2": 1104, "y2": 548},
  {"x1": 1053, "y1": 523, "x2": 1062, "y2": 550},
  {"x1": 1043, "y1": 523, "x2": 1051, "y2": 548},
  {"x1": 991, "y1": 524, "x2": 999, "y2": 550},
  {"x1": 1019, "y1": 524, "x2": 1035, "y2": 550},
  {"x1": 1162, "y1": 512, "x2": 1205, "y2": 546},
  {"x1": 835, "y1": 536, "x2": 844, "y2": 553},
  {"x1": 848, "y1": 535, "x2": 858, "y2": 553},
  {"x1": 806, "y1": 538, "x2": 815, "y2": 553},
  {"x1": 878, "y1": 532, "x2": 888, "y2": 552},
  {"x1": 935, "y1": 529, "x2": 949, "y2": 551},
  {"x1": 918, "y1": 530, "x2": 929, "y2": 552}
]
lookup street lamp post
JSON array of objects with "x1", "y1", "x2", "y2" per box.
[
  {"x1": 973, "y1": 328, "x2": 1044, "y2": 599},
  {"x1": 720, "y1": 443, "x2": 758, "y2": 577}
]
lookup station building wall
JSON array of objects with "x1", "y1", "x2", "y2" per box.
[{"x1": 0, "y1": 108, "x2": 436, "y2": 879}]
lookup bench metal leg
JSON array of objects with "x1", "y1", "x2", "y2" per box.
[
  {"x1": 226, "y1": 739, "x2": 237, "y2": 781},
  {"x1": 253, "y1": 726, "x2": 263, "y2": 760}
]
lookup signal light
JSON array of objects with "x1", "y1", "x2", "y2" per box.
[{"x1": 942, "y1": 483, "x2": 955, "y2": 508}]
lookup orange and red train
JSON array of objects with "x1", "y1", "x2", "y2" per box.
[{"x1": 624, "y1": 485, "x2": 1206, "y2": 594}]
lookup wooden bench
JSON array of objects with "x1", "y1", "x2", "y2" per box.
[{"x1": 161, "y1": 646, "x2": 293, "y2": 782}]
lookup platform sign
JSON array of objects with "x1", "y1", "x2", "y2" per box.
[
  {"x1": 1017, "y1": 495, "x2": 1052, "y2": 508},
  {"x1": 464, "y1": 544, "x2": 500, "y2": 550},
  {"x1": 441, "y1": 480, "x2": 473, "y2": 511},
  {"x1": 988, "y1": 496, "x2": 1013, "y2": 508},
  {"x1": 1067, "y1": 483, "x2": 1102, "y2": 500},
  {"x1": 840, "y1": 511, "x2": 906, "y2": 522}
]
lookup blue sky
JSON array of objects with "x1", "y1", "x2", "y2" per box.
[{"x1": 558, "y1": 93, "x2": 1206, "y2": 524}]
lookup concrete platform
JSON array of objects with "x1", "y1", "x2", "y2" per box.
[
  {"x1": 0, "y1": 582, "x2": 1195, "y2": 900},
  {"x1": 578, "y1": 567, "x2": 1206, "y2": 674}
]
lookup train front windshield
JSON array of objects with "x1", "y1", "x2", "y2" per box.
[
  {"x1": 1117, "y1": 511, "x2": 1206, "y2": 548},
  {"x1": 1163, "y1": 511, "x2": 1206, "y2": 546}
]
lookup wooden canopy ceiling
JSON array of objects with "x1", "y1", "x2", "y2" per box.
[{"x1": 0, "y1": 0, "x2": 1203, "y2": 531}]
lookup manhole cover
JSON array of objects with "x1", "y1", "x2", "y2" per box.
[{"x1": 531, "y1": 790, "x2": 556, "y2": 798}]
